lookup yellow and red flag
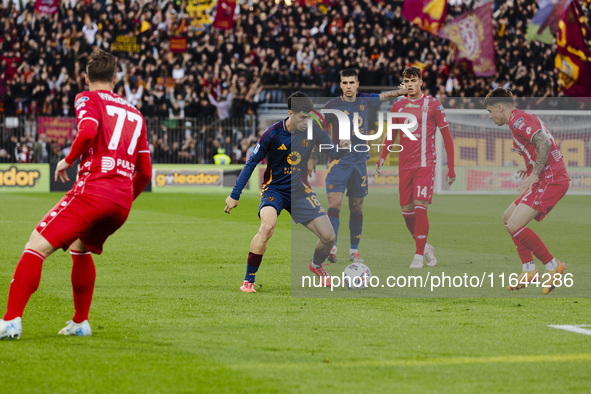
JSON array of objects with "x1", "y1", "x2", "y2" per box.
[{"x1": 402, "y1": 0, "x2": 448, "y2": 35}]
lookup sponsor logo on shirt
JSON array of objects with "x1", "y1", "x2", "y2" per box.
[
  {"x1": 514, "y1": 118, "x2": 524, "y2": 129},
  {"x1": 75, "y1": 96, "x2": 89, "y2": 107},
  {"x1": 101, "y1": 157, "x2": 116, "y2": 173},
  {"x1": 287, "y1": 151, "x2": 301, "y2": 165}
]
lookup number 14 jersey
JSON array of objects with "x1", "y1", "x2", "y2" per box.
[{"x1": 72, "y1": 90, "x2": 149, "y2": 209}]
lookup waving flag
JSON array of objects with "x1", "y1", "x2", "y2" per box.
[
  {"x1": 526, "y1": 0, "x2": 571, "y2": 44},
  {"x1": 213, "y1": 0, "x2": 236, "y2": 30},
  {"x1": 402, "y1": 0, "x2": 448, "y2": 35},
  {"x1": 555, "y1": 0, "x2": 591, "y2": 96},
  {"x1": 438, "y1": 4, "x2": 496, "y2": 77}
]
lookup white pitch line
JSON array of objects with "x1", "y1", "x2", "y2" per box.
[{"x1": 548, "y1": 325, "x2": 591, "y2": 336}]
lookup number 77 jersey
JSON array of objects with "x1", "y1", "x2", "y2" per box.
[{"x1": 72, "y1": 90, "x2": 150, "y2": 209}]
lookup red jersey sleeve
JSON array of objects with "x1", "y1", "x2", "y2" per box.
[
  {"x1": 74, "y1": 93, "x2": 100, "y2": 128},
  {"x1": 433, "y1": 100, "x2": 449, "y2": 130}
]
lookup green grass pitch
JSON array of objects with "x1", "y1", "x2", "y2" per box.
[{"x1": 0, "y1": 192, "x2": 590, "y2": 393}]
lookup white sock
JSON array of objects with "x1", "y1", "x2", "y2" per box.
[
  {"x1": 545, "y1": 258, "x2": 558, "y2": 271},
  {"x1": 523, "y1": 261, "x2": 536, "y2": 272},
  {"x1": 414, "y1": 254, "x2": 423, "y2": 260},
  {"x1": 311, "y1": 260, "x2": 322, "y2": 269},
  {"x1": 350, "y1": 249, "x2": 358, "y2": 254}
]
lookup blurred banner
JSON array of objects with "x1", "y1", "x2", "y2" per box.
[
  {"x1": 187, "y1": 0, "x2": 215, "y2": 30},
  {"x1": 151, "y1": 165, "x2": 251, "y2": 192},
  {"x1": 170, "y1": 37, "x2": 188, "y2": 53},
  {"x1": 402, "y1": 0, "x2": 448, "y2": 35},
  {"x1": 35, "y1": 0, "x2": 58, "y2": 14},
  {"x1": 438, "y1": 4, "x2": 496, "y2": 77},
  {"x1": 0, "y1": 164, "x2": 49, "y2": 192},
  {"x1": 37, "y1": 117, "x2": 76, "y2": 146},
  {"x1": 555, "y1": 0, "x2": 591, "y2": 97},
  {"x1": 526, "y1": 0, "x2": 571, "y2": 44},
  {"x1": 112, "y1": 36, "x2": 140, "y2": 53},
  {"x1": 213, "y1": 0, "x2": 236, "y2": 30}
]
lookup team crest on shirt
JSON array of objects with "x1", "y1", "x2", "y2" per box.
[
  {"x1": 287, "y1": 151, "x2": 301, "y2": 165},
  {"x1": 301, "y1": 139, "x2": 310, "y2": 148},
  {"x1": 359, "y1": 104, "x2": 365, "y2": 112},
  {"x1": 267, "y1": 196, "x2": 275, "y2": 202}
]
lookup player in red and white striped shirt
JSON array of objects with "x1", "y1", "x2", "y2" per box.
[
  {"x1": 376, "y1": 67, "x2": 456, "y2": 268},
  {"x1": 0, "y1": 50, "x2": 152, "y2": 339},
  {"x1": 484, "y1": 88, "x2": 569, "y2": 294}
]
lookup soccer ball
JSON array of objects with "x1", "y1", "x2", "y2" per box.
[{"x1": 343, "y1": 263, "x2": 372, "y2": 289}]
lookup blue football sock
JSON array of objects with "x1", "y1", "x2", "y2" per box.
[
  {"x1": 350, "y1": 212, "x2": 363, "y2": 250},
  {"x1": 244, "y1": 252, "x2": 262, "y2": 283},
  {"x1": 328, "y1": 208, "x2": 340, "y2": 244}
]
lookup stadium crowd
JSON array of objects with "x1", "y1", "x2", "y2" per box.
[{"x1": 0, "y1": 0, "x2": 578, "y2": 164}]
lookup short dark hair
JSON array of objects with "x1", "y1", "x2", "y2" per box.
[
  {"x1": 287, "y1": 91, "x2": 313, "y2": 113},
  {"x1": 402, "y1": 66, "x2": 422, "y2": 80},
  {"x1": 87, "y1": 49, "x2": 117, "y2": 83},
  {"x1": 483, "y1": 88, "x2": 514, "y2": 107},
  {"x1": 339, "y1": 69, "x2": 358, "y2": 80}
]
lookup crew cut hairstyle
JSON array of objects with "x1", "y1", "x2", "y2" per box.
[
  {"x1": 339, "y1": 68, "x2": 358, "y2": 80},
  {"x1": 87, "y1": 49, "x2": 118, "y2": 83},
  {"x1": 483, "y1": 88, "x2": 515, "y2": 107},
  {"x1": 287, "y1": 91, "x2": 313, "y2": 113},
  {"x1": 402, "y1": 66, "x2": 422, "y2": 80}
]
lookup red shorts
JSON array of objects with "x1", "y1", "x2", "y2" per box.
[
  {"x1": 399, "y1": 166, "x2": 435, "y2": 206},
  {"x1": 36, "y1": 192, "x2": 130, "y2": 254},
  {"x1": 514, "y1": 179, "x2": 570, "y2": 222}
]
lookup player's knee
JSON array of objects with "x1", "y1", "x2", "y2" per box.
[
  {"x1": 414, "y1": 200, "x2": 428, "y2": 208},
  {"x1": 505, "y1": 218, "x2": 521, "y2": 234},
  {"x1": 328, "y1": 201, "x2": 342, "y2": 210},
  {"x1": 259, "y1": 223, "x2": 275, "y2": 240},
  {"x1": 321, "y1": 230, "x2": 336, "y2": 246}
]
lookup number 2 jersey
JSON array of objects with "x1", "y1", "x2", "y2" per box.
[
  {"x1": 70, "y1": 90, "x2": 150, "y2": 209},
  {"x1": 508, "y1": 109, "x2": 569, "y2": 184}
]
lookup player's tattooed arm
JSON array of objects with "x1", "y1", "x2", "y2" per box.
[
  {"x1": 379, "y1": 83, "x2": 408, "y2": 102},
  {"x1": 531, "y1": 131, "x2": 551, "y2": 176}
]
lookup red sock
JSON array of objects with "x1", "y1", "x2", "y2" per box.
[
  {"x1": 402, "y1": 210, "x2": 415, "y2": 239},
  {"x1": 414, "y1": 206, "x2": 429, "y2": 256},
  {"x1": 4, "y1": 250, "x2": 45, "y2": 320},
  {"x1": 506, "y1": 225, "x2": 534, "y2": 264},
  {"x1": 70, "y1": 250, "x2": 96, "y2": 323},
  {"x1": 511, "y1": 226, "x2": 553, "y2": 264}
]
